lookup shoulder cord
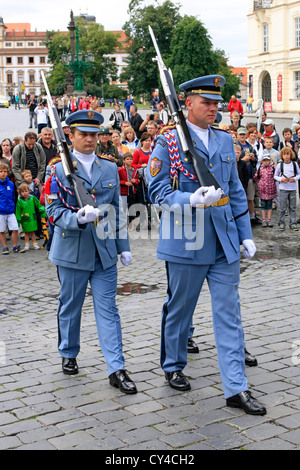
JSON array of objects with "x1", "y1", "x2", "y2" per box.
[
  {"x1": 49, "y1": 165, "x2": 95, "y2": 212},
  {"x1": 151, "y1": 129, "x2": 197, "y2": 190}
]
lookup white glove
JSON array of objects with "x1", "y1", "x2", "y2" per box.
[
  {"x1": 77, "y1": 205, "x2": 100, "y2": 224},
  {"x1": 120, "y1": 251, "x2": 132, "y2": 266},
  {"x1": 190, "y1": 186, "x2": 223, "y2": 207},
  {"x1": 242, "y1": 239, "x2": 256, "y2": 259}
]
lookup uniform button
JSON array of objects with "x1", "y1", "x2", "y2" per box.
[
  {"x1": 184, "y1": 158, "x2": 189, "y2": 162},
  {"x1": 210, "y1": 163, "x2": 213, "y2": 168},
  {"x1": 91, "y1": 189, "x2": 96, "y2": 194},
  {"x1": 109, "y1": 183, "x2": 112, "y2": 187},
  {"x1": 62, "y1": 233, "x2": 66, "y2": 237},
  {"x1": 227, "y1": 157, "x2": 230, "y2": 161}
]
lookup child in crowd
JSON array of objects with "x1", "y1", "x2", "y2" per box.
[
  {"x1": 261, "y1": 136, "x2": 280, "y2": 208},
  {"x1": 274, "y1": 147, "x2": 300, "y2": 231},
  {"x1": 15, "y1": 183, "x2": 47, "y2": 251},
  {"x1": 21, "y1": 169, "x2": 40, "y2": 198},
  {"x1": 0, "y1": 163, "x2": 21, "y2": 254},
  {"x1": 279, "y1": 128, "x2": 297, "y2": 158},
  {"x1": 253, "y1": 152, "x2": 277, "y2": 227},
  {"x1": 118, "y1": 152, "x2": 139, "y2": 229}
]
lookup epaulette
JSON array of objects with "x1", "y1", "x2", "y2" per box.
[
  {"x1": 97, "y1": 153, "x2": 115, "y2": 162},
  {"x1": 48, "y1": 155, "x2": 61, "y2": 167},
  {"x1": 159, "y1": 124, "x2": 176, "y2": 136},
  {"x1": 211, "y1": 126, "x2": 228, "y2": 133}
]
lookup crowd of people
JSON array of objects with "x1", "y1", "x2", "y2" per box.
[
  {"x1": 0, "y1": 95, "x2": 173, "y2": 255},
  {"x1": 1, "y1": 92, "x2": 300, "y2": 258}
]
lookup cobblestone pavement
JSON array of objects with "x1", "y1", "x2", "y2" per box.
[{"x1": 0, "y1": 206, "x2": 300, "y2": 451}]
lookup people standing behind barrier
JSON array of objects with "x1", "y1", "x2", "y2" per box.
[
  {"x1": 34, "y1": 102, "x2": 49, "y2": 134},
  {"x1": 109, "y1": 104, "x2": 125, "y2": 132},
  {"x1": 68, "y1": 97, "x2": 78, "y2": 114},
  {"x1": 111, "y1": 130, "x2": 130, "y2": 157},
  {"x1": 129, "y1": 105, "x2": 144, "y2": 139},
  {"x1": 246, "y1": 126, "x2": 263, "y2": 160},
  {"x1": 231, "y1": 111, "x2": 242, "y2": 130},
  {"x1": 253, "y1": 152, "x2": 277, "y2": 227},
  {"x1": 37, "y1": 128, "x2": 58, "y2": 166},
  {"x1": 261, "y1": 119, "x2": 280, "y2": 150},
  {"x1": 228, "y1": 95, "x2": 243, "y2": 125},
  {"x1": 274, "y1": 147, "x2": 300, "y2": 231},
  {"x1": 122, "y1": 127, "x2": 140, "y2": 154}
]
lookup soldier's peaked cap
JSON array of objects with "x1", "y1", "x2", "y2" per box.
[
  {"x1": 65, "y1": 110, "x2": 104, "y2": 132},
  {"x1": 179, "y1": 75, "x2": 226, "y2": 101}
]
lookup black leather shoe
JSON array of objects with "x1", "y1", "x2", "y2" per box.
[
  {"x1": 226, "y1": 390, "x2": 266, "y2": 415},
  {"x1": 165, "y1": 370, "x2": 191, "y2": 391},
  {"x1": 245, "y1": 348, "x2": 258, "y2": 367},
  {"x1": 109, "y1": 370, "x2": 137, "y2": 394},
  {"x1": 62, "y1": 357, "x2": 78, "y2": 375},
  {"x1": 187, "y1": 338, "x2": 199, "y2": 354}
]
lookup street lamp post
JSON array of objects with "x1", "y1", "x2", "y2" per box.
[{"x1": 61, "y1": 25, "x2": 94, "y2": 95}]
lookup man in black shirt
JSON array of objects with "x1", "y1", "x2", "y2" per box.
[
  {"x1": 12, "y1": 132, "x2": 46, "y2": 188},
  {"x1": 129, "y1": 105, "x2": 143, "y2": 139},
  {"x1": 27, "y1": 95, "x2": 38, "y2": 128},
  {"x1": 37, "y1": 127, "x2": 58, "y2": 165}
]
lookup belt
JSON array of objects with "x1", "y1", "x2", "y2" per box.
[{"x1": 197, "y1": 195, "x2": 230, "y2": 209}]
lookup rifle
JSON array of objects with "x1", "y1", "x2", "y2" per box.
[
  {"x1": 148, "y1": 25, "x2": 223, "y2": 193},
  {"x1": 41, "y1": 71, "x2": 98, "y2": 210}
]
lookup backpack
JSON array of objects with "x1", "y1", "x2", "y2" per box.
[{"x1": 280, "y1": 160, "x2": 297, "y2": 177}]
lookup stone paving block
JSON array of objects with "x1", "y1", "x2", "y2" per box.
[{"x1": 49, "y1": 430, "x2": 95, "y2": 450}]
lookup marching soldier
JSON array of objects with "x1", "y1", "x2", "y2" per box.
[
  {"x1": 46, "y1": 110, "x2": 137, "y2": 394},
  {"x1": 147, "y1": 75, "x2": 266, "y2": 415}
]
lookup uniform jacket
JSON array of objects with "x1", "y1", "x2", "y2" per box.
[
  {"x1": 147, "y1": 126, "x2": 252, "y2": 265},
  {"x1": 46, "y1": 152, "x2": 130, "y2": 271}
]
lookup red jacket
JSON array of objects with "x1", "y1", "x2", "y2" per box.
[
  {"x1": 118, "y1": 165, "x2": 139, "y2": 195},
  {"x1": 228, "y1": 98, "x2": 244, "y2": 117}
]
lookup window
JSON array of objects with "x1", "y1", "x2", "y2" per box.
[
  {"x1": 39, "y1": 56, "x2": 46, "y2": 64},
  {"x1": 7, "y1": 74, "x2": 13, "y2": 84},
  {"x1": 263, "y1": 24, "x2": 269, "y2": 53},
  {"x1": 294, "y1": 71, "x2": 300, "y2": 98},
  {"x1": 29, "y1": 73, "x2": 35, "y2": 83},
  {"x1": 295, "y1": 18, "x2": 300, "y2": 48},
  {"x1": 27, "y1": 42, "x2": 34, "y2": 47},
  {"x1": 5, "y1": 42, "x2": 12, "y2": 47},
  {"x1": 16, "y1": 42, "x2": 23, "y2": 47},
  {"x1": 6, "y1": 57, "x2": 12, "y2": 64},
  {"x1": 17, "y1": 57, "x2": 23, "y2": 64},
  {"x1": 28, "y1": 57, "x2": 34, "y2": 64}
]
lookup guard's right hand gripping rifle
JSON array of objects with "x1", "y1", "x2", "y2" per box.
[{"x1": 148, "y1": 25, "x2": 223, "y2": 193}]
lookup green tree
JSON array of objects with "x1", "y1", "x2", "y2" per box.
[
  {"x1": 121, "y1": 0, "x2": 182, "y2": 99},
  {"x1": 168, "y1": 16, "x2": 219, "y2": 88},
  {"x1": 214, "y1": 49, "x2": 240, "y2": 102}
]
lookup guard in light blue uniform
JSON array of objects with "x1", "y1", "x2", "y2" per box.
[
  {"x1": 46, "y1": 110, "x2": 137, "y2": 394},
  {"x1": 147, "y1": 75, "x2": 266, "y2": 415}
]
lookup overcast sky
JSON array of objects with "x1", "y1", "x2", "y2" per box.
[{"x1": 2, "y1": 1, "x2": 250, "y2": 66}]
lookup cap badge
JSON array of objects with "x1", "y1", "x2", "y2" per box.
[
  {"x1": 214, "y1": 76, "x2": 222, "y2": 87},
  {"x1": 87, "y1": 111, "x2": 95, "y2": 120}
]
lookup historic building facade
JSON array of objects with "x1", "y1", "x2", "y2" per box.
[
  {"x1": 248, "y1": 0, "x2": 300, "y2": 113},
  {"x1": 0, "y1": 18, "x2": 51, "y2": 98}
]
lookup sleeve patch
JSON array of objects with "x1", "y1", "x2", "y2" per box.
[{"x1": 150, "y1": 158, "x2": 162, "y2": 177}]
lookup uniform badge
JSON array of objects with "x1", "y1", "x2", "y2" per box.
[
  {"x1": 150, "y1": 158, "x2": 162, "y2": 177},
  {"x1": 87, "y1": 111, "x2": 95, "y2": 120},
  {"x1": 214, "y1": 76, "x2": 222, "y2": 87}
]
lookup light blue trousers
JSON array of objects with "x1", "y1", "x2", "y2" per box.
[
  {"x1": 162, "y1": 251, "x2": 248, "y2": 399},
  {"x1": 57, "y1": 259, "x2": 124, "y2": 376}
]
